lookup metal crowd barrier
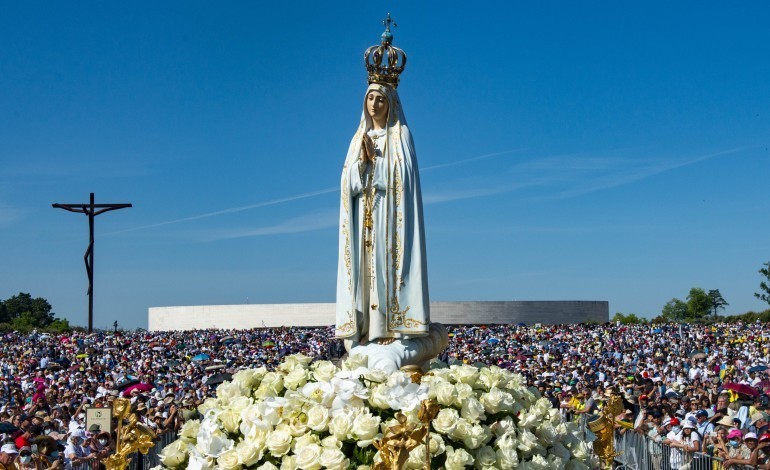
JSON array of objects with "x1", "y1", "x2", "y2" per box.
[
  {"x1": 612, "y1": 429, "x2": 724, "y2": 470},
  {"x1": 70, "y1": 432, "x2": 177, "y2": 470}
]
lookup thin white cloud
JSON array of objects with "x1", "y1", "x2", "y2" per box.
[
  {"x1": 201, "y1": 209, "x2": 337, "y2": 241},
  {"x1": 110, "y1": 149, "x2": 519, "y2": 234},
  {"x1": 107, "y1": 187, "x2": 338, "y2": 235},
  {"x1": 421, "y1": 149, "x2": 526, "y2": 172},
  {"x1": 424, "y1": 146, "x2": 751, "y2": 205},
  {"x1": 528, "y1": 147, "x2": 749, "y2": 201}
]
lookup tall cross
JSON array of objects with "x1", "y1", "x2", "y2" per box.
[
  {"x1": 53, "y1": 193, "x2": 132, "y2": 333},
  {"x1": 383, "y1": 13, "x2": 397, "y2": 32}
]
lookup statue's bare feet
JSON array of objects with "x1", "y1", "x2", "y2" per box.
[{"x1": 376, "y1": 337, "x2": 396, "y2": 345}]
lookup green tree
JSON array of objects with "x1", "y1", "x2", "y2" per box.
[
  {"x1": 686, "y1": 288, "x2": 711, "y2": 321},
  {"x1": 708, "y1": 289, "x2": 729, "y2": 317},
  {"x1": 612, "y1": 312, "x2": 644, "y2": 324},
  {"x1": 756, "y1": 262, "x2": 770, "y2": 307},
  {"x1": 1, "y1": 293, "x2": 56, "y2": 326},
  {"x1": 662, "y1": 298, "x2": 688, "y2": 322}
]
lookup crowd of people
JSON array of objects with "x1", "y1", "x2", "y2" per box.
[{"x1": 0, "y1": 321, "x2": 768, "y2": 468}]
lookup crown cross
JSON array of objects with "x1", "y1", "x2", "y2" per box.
[
  {"x1": 364, "y1": 13, "x2": 407, "y2": 88},
  {"x1": 382, "y1": 13, "x2": 397, "y2": 42}
]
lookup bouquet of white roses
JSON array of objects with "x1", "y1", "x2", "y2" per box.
[{"x1": 156, "y1": 354, "x2": 596, "y2": 469}]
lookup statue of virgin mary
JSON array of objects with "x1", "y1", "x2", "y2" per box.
[{"x1": 335, "y1": 18, "x2": 430, "y2": 347}]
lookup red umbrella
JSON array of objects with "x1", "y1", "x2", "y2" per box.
[
  {"x1": 722, "y1": 382, "x2": 759, "y2": 397},
  {"x1": 121, "y1": 383, "x2": 153, "y2": 397}
]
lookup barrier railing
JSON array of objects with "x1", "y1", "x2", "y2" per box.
[{"x1": 612, "y1": 429, "x2": 724, "y2": 470}]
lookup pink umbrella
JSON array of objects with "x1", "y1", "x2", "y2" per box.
[
  {"x1": 121, "y1": 383, "x2": 153, "y2": 397},
  {"x1": 722, "y1": 382, "x2": 759, "y2": 397}
]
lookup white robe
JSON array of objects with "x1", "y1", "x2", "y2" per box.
[{"x1": 335, "y1": 83, "x2": 430, "y2": 342}]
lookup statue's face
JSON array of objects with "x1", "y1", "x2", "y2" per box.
[{"x1": 366, "y1": 91, "x2": 388, "y2": 122}]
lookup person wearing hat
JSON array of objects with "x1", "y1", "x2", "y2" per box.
[
  {"x1": 0, "y1": 443, "x2": 18, "y2": 470},
  {"x1": 695, "y1": 409, "x2": 714, "y2": 438},
  {"x1": 16, "y1": 446, "x2": 37, "y2": 470},
  {"x1": 750, "y1": 411, "x2": 769, "y2": 436},
  {"x1": 723, "y1": 432, "x2": 760, "y2": 469},
  {"x1": 665, "y1": 421, "x2": 701, "y2": 469},
  {"x1": 63, "y1": 430, "x2": 95, "y2": 469},
  {"x1": 716, "y1": 429, "x2": 750, "y2": 465},
  {"x1": 32, "y1": 436, "x2": 63, "y2": 470},
  {"x1": 756, "y1": 433, "x2": 770, "y2": 468}
]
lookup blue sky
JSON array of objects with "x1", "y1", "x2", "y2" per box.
[{"x1": 1, "y1": 2, "x2": 769, "y2": 329}]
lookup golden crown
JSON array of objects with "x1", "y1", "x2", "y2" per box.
[{"x1": 364, "y1": 14, "x2": 407, "y2": 88}]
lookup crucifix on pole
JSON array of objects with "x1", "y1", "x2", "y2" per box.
[{"x1": 53, "y1": 193, "x2": 132, "y2": 333}]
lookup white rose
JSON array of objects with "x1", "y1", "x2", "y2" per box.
[
  {"x1": 228, "y1": 396, "x2": 253, "y2": 414},
  {"x1": 362, "y1": 368, "x2": 388, "y2": 384},
  {"x1": 450, "y1": 365, "x2": 480, "y2": 386},
  {"x1": 434, "y1": 381, "x2": 458, "y2": 407},
  {"x1": 294, "y1": 443, "x2": 322, "y2": 470},
  {"x1": 479, "y1": 387, "x2": 512, "y2": 414},
  {"x1": 217, "y1": 449, "x2": 241, "y2": 470},
  {"x1": 328, "y1": 412, "x2": 354, "y2": 440},
  {"x1": 319, "y1": 447, "x2": 349, "y2": 470},
  {"x1": 496, "y1": 434, "x2": 516, "y2": 452},
  {"x1": 454, "y1": 383, "x2": 474, "y2": 403},
  {"x1": 461, "y1": 424, "x2": 491, "y2": 450},
  {"x1": 258, "y1": 372, "x2": 285, "y2": 396},
  {"x1": 490, "y1": 416, "x2": 515, "y2": 437},
  {"x1": 405, "y1": 444, "x2": 427, "y2": 469},
  {"x1": 474, "y1": 446, "x2": 497, "y2": 469},
  {"x1": 311, "y1": 360, "x2": 338, "y2": 382},
  {"x1": 517, "y1": 429, "x2": 540, "y2": 455},
  {"x1": 321, "y1": 435, "x2": 342, "y2": 449},
  {"x1": 306, "y1": 405, "x2": 330, "y2": 432},
  {"x1": 449, "y1": 419, "x2": 472, "y2": 443},
  {"x1": 352, "y1": 411, "x2": 381, "y2": 443},
  {"x1": 280, "y1": 454, "x2": 298, "y2": 470},
  {"x1": 233, "y1": 367, "x2": 268, "y2": 390},
  {"x1": 266, "y1": 429, "x2": 293, "y2": 457},
  {"x1": 218, "y1": 409, "x2": 241, "y2": 434},
  {"x1": 496, "y1": 446, "x2": 519, "y2": 468},
  {"x1": 159, "y1": 439, "x2": 187, "y2": 467},
  {"x1": 548, "y1": 407, "x2": 564, "y2": 426},
  {"x1": 198, "y1": 397, "x2": 220, "y2": 415},
  {"x1": 278, "y1": 354, "x2": 312, "y2": 373},
  {"x1": 460, "y1": 397, "x2": 486, "y2": 423},
  {"x1": 235, "y1": 440, "x2": 263, "y2": 467},
  {"x1": 369, "y1": 384, "x2": 390, "y2": 410},
  {"x1": 428, "y1": 432, "x2": 446, "y2": 456},
  {"x1": 284, "y1": 369, "x2": 308, "y2": 390},
  {"x1": 536, "y1": 422, "x2": 557, "y2": 445},
  {"x1": 179, "y1": 419, "x2": 200, "y2": 443},
  {"x1": 518, "y1": 411, "x2": 538, "y2": 430},
  {"x1": 445, "y1": 446, "x2": 474, "y2": 470},
  {"x1": 292, "y1": 433, "x2": 320, "y2": 451},
  {"x1": 432, "y1": 408, "x2": 459, "y2": 435},
  {"x1": 478, "y1": 367, "x2": 506, "y2": 390},
  {"x1": 216, "y1": 381, "x2": 243, "y2": 401},
  {"x1": 342, "y1": 354, "x2": 368, "y2": 370},
  {"x1": 529, "y1": 454, "x2": 549, "y2": 469},
  {"x1": 256, "y1": 463, "x2": 279, "y2": 470}
]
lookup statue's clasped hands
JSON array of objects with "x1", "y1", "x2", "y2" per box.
[{"x1": 361, "y1": 134, "x2": 376, "y2": 164}]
